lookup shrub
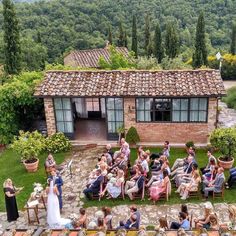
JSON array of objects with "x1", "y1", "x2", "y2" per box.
[
  {"x1": 161, "y1": 56, "x2": 192, "y2": 70},
  {"x1": 45, "y1": 132, "x2": 71, "y2": 153},
  {"x1": 185, "y1": 141, "x2": 195, "y2": 148},
  {"x1": 136, "y1": 56, "x2": 161, "y2": 70},
  {"x1": 125, "y1": 126, "x2": 140, "y2": 144},
  {"x1": 11, "y1": 130, "x2": 45, "y2": 163},
  {"x1": 210, "y1": 127, "x2": 236, "y2": 161},
  {"x1": 222, "y1": 86, "x2": 236, "y2": 109}
]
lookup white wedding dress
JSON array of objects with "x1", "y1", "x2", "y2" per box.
[{"x1": 47, "y1": 180, "x2": 71, "y2": 228}]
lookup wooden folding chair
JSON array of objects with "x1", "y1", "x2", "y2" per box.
[
  {"x1": 213, "y1": 182, "x2": 225, "y2": 200},
  {"x1": 188, "y1": 186, "x2": 201, "y2": 199},
  {"x1": 132, "y1": 181, "x2": 145, "y2": 201}
]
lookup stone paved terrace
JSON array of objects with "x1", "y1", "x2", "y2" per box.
[{"x1": 0, "y1": 147, "x2": 235, "y2": 232}]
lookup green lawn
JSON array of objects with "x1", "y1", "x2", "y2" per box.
[
  {"x1": 84, "y1": 147, "x2": 236, "y2": 208},
  {"x1": 0, "y1": 148, "x2": 68, "y2": 211}
]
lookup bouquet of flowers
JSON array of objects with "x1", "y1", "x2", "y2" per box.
[{"x1": 31, "y1": 183, "x2": 43, "y2": 199}]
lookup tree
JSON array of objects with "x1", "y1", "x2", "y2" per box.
[
  {"x1": 153, "y1": 23, "x2": 164, "y2": 63},
  {"x1": 2, "y1": 0, "x2": 21, "y2": 75},
  {"x1": 117, "y1": 22, "x2": 125, "y2": 47},
  {"x1": 144, "y1": 15, "x2": 150, "y2": 55},
  {"x1": 108, "y1": 26, "x2": 113, "y2": 45},
  {"x1": 230, "y1": 23, "x2": 236, "y2": 55},
  {"x1": 165, "y1": 22, "x2": 179, "y2": 59},
  {"x1": 124, "y1": 31, "x2": 128, "y2": 48},
  {"x1": 131, "y1": 15, "x2": 138, "y2": 57},
  {"x1": 192, "y1": 12, "x2": 208, "y2": 68}
]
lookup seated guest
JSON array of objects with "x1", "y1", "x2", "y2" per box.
[
  {"x1": 187, "y1": 146, "x2": 196, "y2": 158},
  {"x1": 100, "y1": 163, "x2": 108, "y2": 176},
  {"x1": 170, "y1": 212, "x2": 190, "y2": 230},
  {"x1": 121, "y1": 143, "x2": 130, "y2": 161},
  {"x1": 171, "y1": 154, "x2": 194, "y2": 177},
  {"x1": 66, "y1": 208, "x2": 87, "y2": 229},
  {"x1": 110, "y1": 153, "x2": 127, "y2": 172},
  {"x1": 100, "y1": 169, "x2": 124, "y2": 199},
  {"x1": 83, "y1": 169, "x2": 104, "y2": 200},
  {"x1": 102, "y1": 207, "x2": 113, "y2": 230},
  {"x1": 226, "y1": 167, "x2": 236, "y2": 188},
  {"x1": 149, "y1": 169, "x2": 170, "y2": 203},
  {"x1": 130, "y1": 205, "x2": 141, "y2": 229},
  {"x1": 194, "y1": 202, "x2": 213, "y2": 229},
  {"x1": 124, "y1": 214, "x2": 138, "y2": 229},
  {"x1": 202, "y1": 158, "x2": 217, "y2": 182},
  {"x1": 158, "y1": 217, "x2": 169, "y2": 230},
  {"x1": 125, "y1": 171, "x2": 145, "y2": 200},
  {"x1": 135, "y1": 146, "x2": 145, "y2": 164},
  {"x1": 104, "y1": 153, "x2": 113, "y2": 167},
  {"x1": 113, "y1": 138, "x2": 129, "y2": 161},
  {"x1": 209, "y1": 213, "x2": 219, "y2": 230},
  {"x1": 174, "y1": 157, "x2": 196, "y2": 186},
  {"x1": 171, "y1": 153, "x2": 194, "y2": 172},
  {"x1": 220, "y1": 205, "x2": 236, "y2": 230},
  {"x1": 203, "y1": 167, "x2": 225, "y2": 200},
  {"x1": 176, "y1": 171, "x2": 201, "y2": 200},
  {"x1": 200, "y1": 149, "x2": 216, "y2": 174}
]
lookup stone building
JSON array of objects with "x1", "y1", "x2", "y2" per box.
[
  {"x1": 34, "y1": 69, "x2": 225, "y2": 145},
  {"x1": 64, "y1": 47, "x2": 129, "y2": 68}
]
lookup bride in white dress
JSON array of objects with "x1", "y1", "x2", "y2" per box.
[{"x1": 46, "y1": 179, "x2": 71, "y2": 228}]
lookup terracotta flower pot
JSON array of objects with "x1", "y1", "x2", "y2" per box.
[
  {"x1": 218, "y1": 157, "x2": 234, "y2": 169},
  {"x1": 23, "y1": 158, "x2": 39, "y2": 172}
]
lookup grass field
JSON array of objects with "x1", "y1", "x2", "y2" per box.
[
  {"x1": 84, "y1": 147, "x2": 236, "y2": 208},
  {"x1": 0, "y1": 148, "x2": 68, "y2": 211}
]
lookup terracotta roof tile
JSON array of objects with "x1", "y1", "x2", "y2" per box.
[
  {"x1": 65, "y1": 47, "x2": 129, "y2": 68},
  {"x1": 34, "y1": 70, "x2": 226, "y2": 97}
]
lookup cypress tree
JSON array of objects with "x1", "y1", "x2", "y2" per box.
[
  {"x1": 108, "y1": 26, "x2": 113, "y2": 45},
  {"x1": 230, "y1": 23, "x2": 236, "y2": 55},
  {"x1": 117, "y1": 22, "x2": 125, "y2": 47},
  {"x1": 124, "y1": 31, "x2": 128, "y2": 48},
  {"x1": 144, "y1": 15, "x2": 150, "y2": 55},
  {"x1": 192, "y1": 12, "x2": 208, "y2": 68},
  {"x1": 165, "y1": 23, "x2": 179, "y2": 59},
  {"x1": 153, "y1": 23, "x2": 164, "y2": 63},
  {"x1": 2, "y1": 0, "x2": 21, "y2": 75},
  {"x1": 131, "y1": 15, "x2": 138, "y2": 57}
]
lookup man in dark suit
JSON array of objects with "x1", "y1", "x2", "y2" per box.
[
  {"x1": 49, "y1": 170, "x2": 63, "y2": 210},
  {"x1": 83, "y1": 169, "x2": 104, "y2": 200},
  {"x1": 203, "y1": 167, "x2": 225, "y2": 199}
]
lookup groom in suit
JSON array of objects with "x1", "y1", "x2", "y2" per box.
[
  {"x1": 83, "y1": 169, "x2": 104, "y2": 200},
  {"x1": 49, "y1": 170, "x2": 63, "y2": 210}
]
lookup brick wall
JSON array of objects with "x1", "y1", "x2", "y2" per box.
[
  {"x1": 44, "y1": 98, "x2": 56, "y2": 136},
  {"x1": 124, "y1": 97, "x2": 218, "y2": 144}
]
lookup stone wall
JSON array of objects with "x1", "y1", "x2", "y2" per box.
[
  {"x1": 64, "y1": 53, "x2": 78, "y2": 68},
  {"x1": 124, "y1": 97, "x2": 218, "y2": 144},
  {"x1": 44, "y1": 98, "x2": 56, "y2": 136}
]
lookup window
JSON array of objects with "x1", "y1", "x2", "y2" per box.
[
  {"x1": 54, "y1": 98, "x2": 73, "y2": 133},
  {"x1": 106, "y1": 98, "x2": 124, "y2": 134},
  {"x1": 136, "y1": 97, "x2": 208, "y2": 123}
]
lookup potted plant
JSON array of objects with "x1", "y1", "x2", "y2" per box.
[
  {"x1": 11, "y1": 130, "x2": 45, "y2": 172},
  {"x1": 125, "y1": 126, "x2": 140, "y2": 147},
  {"x1": 210, "y1": 127, "x2": 236, "y2": 169}
]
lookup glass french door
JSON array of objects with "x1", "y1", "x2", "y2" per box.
[
  {"x1": 54, "y1": 98, "x2": 74, "y2": 138},
  {"x1": 106, "y1": 98, "x2": 124, "y2": 140},
  {"x1": 86, "y1": 98, "x2": 102, "y2": 119}
]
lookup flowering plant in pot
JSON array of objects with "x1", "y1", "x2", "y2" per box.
[
  {"x1": 11, "y1": 130, "x2": 45, "y2": 172},
  {"x1": 210, "y1": 127, "x2": 236, "y2": 169}
]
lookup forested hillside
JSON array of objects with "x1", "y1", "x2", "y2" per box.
[{"x1": 0, "y1": 0, "x2": 235, "y2": 64}]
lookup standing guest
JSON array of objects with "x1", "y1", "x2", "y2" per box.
[
  {"x1": 162, "y1": 141, "x2": 170, "y2": 158},
  {"x1": 49, "y1": 170, "x2": 63, "y2": 210},
  {"x1": 3, "y1": 179, "x2": 22, "y2": 222},
  {"x1": 106, "y1": 144, "x2": 114, "y2": 159},
  {"x1": 83, "y1": 169, "x2": 104, "y2": 200},
  {"x1": 170, "y1": 212, "x2": 190, "y2": 230}
]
